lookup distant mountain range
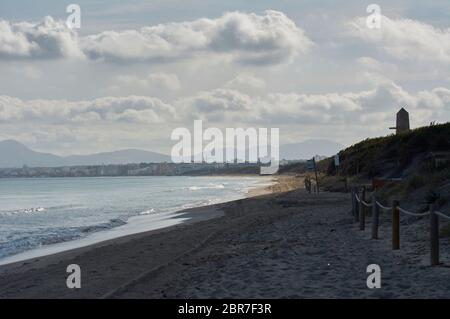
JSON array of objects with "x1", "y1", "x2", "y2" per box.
[
  {"x1": 0, "y1": 140, "x2": 171, "y2": 168},
  {"x1": 0, "y1": 139, "x2": 345, "y2": 168}
]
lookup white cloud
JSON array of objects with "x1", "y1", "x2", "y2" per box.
[
  {"x1": 349, "y1": 15, "x2": 450, "y2": 64},
  {"x1": 82, "y1": 10, "x2": 312, "y2": 64},
  {"x1": 3, "y1": 79, "x2": 446, "y2": 128},
  {"x1": 356, "y1": 57, "x2": 398, "y2": 75},
  {"x1": 0, "y1": 95, "x2": 176, "y2": 124},
  {"x1": 0, "y1": 11, "x2": 312, "y2": 65},
  {"x1": 106, "y1": 73, "x2": 181, "y2": 94},
  {"x1": 204, "y1": 10, "x2": 312, "y2": 65},
  {"x1": 1, "y1": 80, "x2": 450, "y2": 153},
  {"x1": 177, "y1": 88, "x2": 260, "y2": 122},
  {"x1": 175, "y1": 79, "x2": 450, "y2": 129},
  {"x1": 261, "y1": 81, "x2": 450, "y2": 129},
  {"x1": 225, "y1": 73, "x2": 266, "y2": 90},
  {"x1": 0, "y1": 17, "x2": 84, "y2": 59}
]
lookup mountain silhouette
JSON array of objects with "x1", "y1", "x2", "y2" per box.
[
  {"x1": 0, "y1": 140, "x2": 171, "y2": 168},
  {"x1": 0, "y1": 139, "x2": 345, "y2": 168}
]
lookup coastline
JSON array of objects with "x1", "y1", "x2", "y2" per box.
[
  {"x1": 0, "y1": 175, "x2": 297, "y2": 297},
  {"x1": 2, "y1": 174, "x2": 448, "y2": 298},
  {"x1": 0, "y1": 175, "x2": 280, "y2": 267},
  {"x1": 0, "y1": 176, "x2": 300, "y2": 286}
]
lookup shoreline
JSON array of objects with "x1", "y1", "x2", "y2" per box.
[
  {"x1": 2, "y1": 174, "x2": 447, "y2": 298},
  {"x1": 0, "y1": 175, "x2": 280, "y2": 268},
  {"x1": 0, "y1": 175, "x2": 306, "y2": 299}
]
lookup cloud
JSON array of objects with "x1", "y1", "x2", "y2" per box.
[
  {"x1": 106, "y1": 73, "x2": 181, "y2": 94},
  {"x1": 204, "y1": 10, "x2": 312, "y2": 65},
  {"x1": 174, "y1": 79, "x2": 450, "y2": 129},
  {"x1": 0, "y1": 11, "x2": 312, "y2": 65},
  {"x1": 0, "y1": 16, "x2": 84, "y2": 59},
  {"x1": 225, "y1": 73, "x2": 266, "y2": 90},
  {"x1": 177, "y1": 88, "x2": 260, "y2": 122},
  {"x1": 356, "y1": 57, "x2": 398, "y2": 74},
  {"x1": 1, "y1": 79, "x2": 449, "y2": 153},
  {"x1": 0, "y1": 95, "x2": 175, "y2": 124},
  {"x1": 2, "y1": 80, "x2": 449, "y2": 129},
  {"x1": 261, "y1": 92, "x2": 361, "y2": 125},
  {"x1": 260, "y1": 80, "x2": 450, "y2": 128},
  {"x1": 176, "y1": 77, "x2": 450, "y2": 129},
  {"x1": 349, "y1": 15, "x2": 450, "y2": 64}
]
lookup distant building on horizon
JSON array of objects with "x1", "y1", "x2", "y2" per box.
[{"x1": 390, "y1": 107, "x2": 410, "y2": 134}]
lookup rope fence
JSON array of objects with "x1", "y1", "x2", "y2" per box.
[
  {"x1": 435, "y1": 211, "x2": 450, "y2": 221},
  {"x1": 350, "y1": 186, "x2": 450, "y2": 266},
  {"x1": 361, "y1": 200, "x2": 373, "y2": 208},
  {"x1": 376, "y1": 201, "x2": 392, "y2": 211},
  {"x1": 398, "y1": 207, "x2": 430, "y2": 217}
]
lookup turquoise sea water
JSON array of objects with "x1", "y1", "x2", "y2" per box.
[{"x1": 0, "y1": 176, "x2": 269, "y2": 263}]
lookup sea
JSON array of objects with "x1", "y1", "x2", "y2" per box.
[{"x1": 0, "y1": 176, "x2": 272, "y2": 265}]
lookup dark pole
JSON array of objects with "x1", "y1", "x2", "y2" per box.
[
  {"x1": 371, "y1": 191, "x2": 379, "y2": 239},
  {"x1": 430, "y1": 204, "x2": 439, "y2": 266},
  {"x1": 313, "y1": 157, "x2": 319, "y2": 194},
  {"x1": 392, "y1": 200, "x2": 400, "y2": 250},
  {"x1": 359, "y1": 186, "x2": 366, "y2": 230}
]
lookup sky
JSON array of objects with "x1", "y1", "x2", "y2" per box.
[{"x1": 1, "y1": 0, "x2": 450, "y2": 155}]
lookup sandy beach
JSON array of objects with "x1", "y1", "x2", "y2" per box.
[{"x1": 1, "y1": 175, "x2": 449, "y2": 299}]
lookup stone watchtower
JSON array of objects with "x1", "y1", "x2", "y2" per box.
[{"x1": 390, "y1": 107, "x2": 410, "y2": 134}]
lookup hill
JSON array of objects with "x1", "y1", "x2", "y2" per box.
[
  {"x1": 0, "y1": 138, "x2": 344, "y2": 169},
  {"x1": 325, "y1": 123, "x2": 450, "y2": 178},
  {"x1": 0, "y1": 140, "x2": 171, "y2": 168},
  {"x1": 0, "y1": 140, "x2": 63, "y2": 168},
  {"x1": 319, "y1": 123, "x2": 450, "y2": 212}
]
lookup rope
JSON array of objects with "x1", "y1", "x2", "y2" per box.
[
  {"x1": 434, "y1": 211, "x2": 450, "y2": 220},
  {"x1": 376, "y1": 201, "x2": 392, "y2": 211},
  {"x1": 355, "y1": 194, "x2": 449, "y2": 219},
  {"x1": 354, "y1": 191, "x2": 371, "y2": 207},
  {"x1": 361, "y1": 200, "x2": 373, "y2": 207},
  {"x1": 398, "y1": 207, "x2": 430, "y2": 217}
]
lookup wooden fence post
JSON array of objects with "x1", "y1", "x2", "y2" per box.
[
  {"x1": 354, "y1": 187, "x2": 359, "y2": 223},
  {"x1": 313, "y1": 157, "x2": 319, "y2": 195},
  {"x1": 371, "y1": 191, "x2": 379, "y2": 239},
  {"x1": 392, "y1": 200, "x2": 400, "y2": 250},
  {"x1": 359, "y1": 186, "x2": 366, "y2": 230},
  {"x1": 430, "y1": 204, "x2": 439, "y2": 266},
  {"x1": 308, "y1": 177, "x2": 311, "y2": 194},
  {"x1": 351, "y1": 188, "x2": 355, "y2": 217}
]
